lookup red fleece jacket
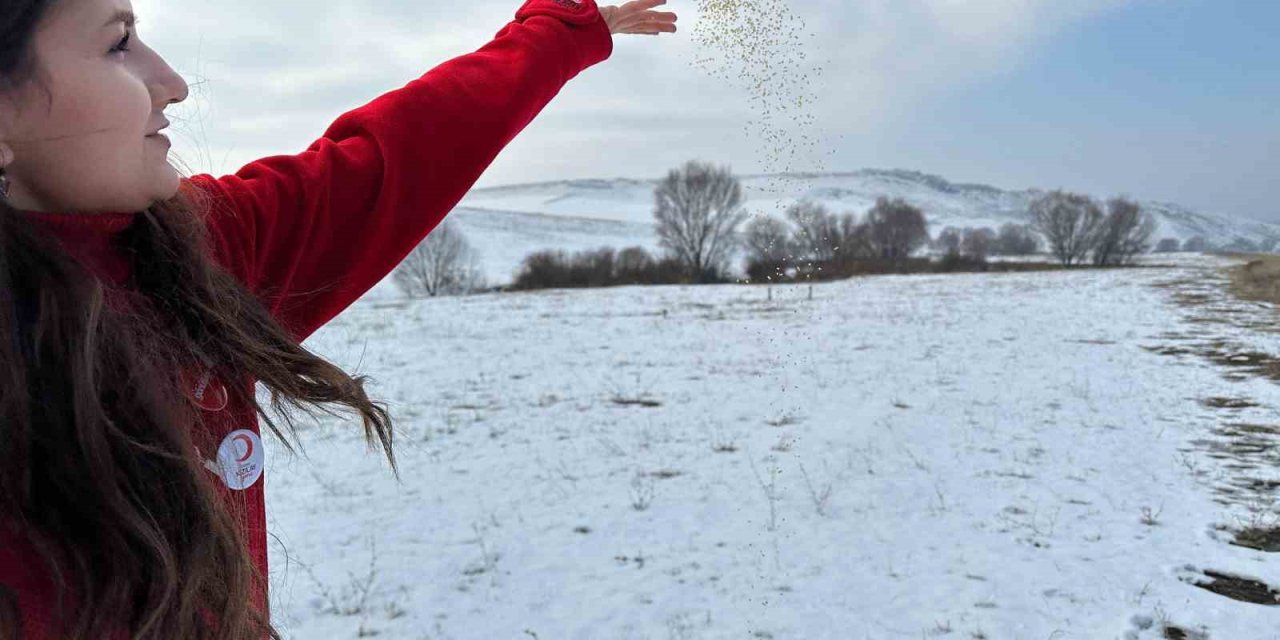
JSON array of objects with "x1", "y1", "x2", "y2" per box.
[{"x1": 0, "y1": 0, "x2": 611, "y2": 636}]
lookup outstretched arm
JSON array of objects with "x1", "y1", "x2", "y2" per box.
[{"x1": 189, "y1": 0, "x2": 676, "y2": 342}]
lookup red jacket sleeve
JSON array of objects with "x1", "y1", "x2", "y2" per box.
[{"x1": 187, "y1": 0, "x2": 613, "y2": 342}]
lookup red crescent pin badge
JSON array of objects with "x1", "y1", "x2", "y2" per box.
[{"x1": 212, "y1": 429, "x2": 264, "y2": 491}]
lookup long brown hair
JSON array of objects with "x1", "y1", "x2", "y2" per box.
[{"x1": 0, "y1": 3, "x2": 398, "y2": 638}]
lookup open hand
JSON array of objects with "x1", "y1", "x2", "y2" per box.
[{"x1": 599, "y1": 0, "x2": 678, "y2": 36}]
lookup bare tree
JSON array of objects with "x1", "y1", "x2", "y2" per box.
[
  {"x1": 1091, "y1": 197, "x2": 1156, "y2": 266},
  {"x1": 935, "y1": 227, "x2": 962, "y2": 257},
  {"x1": 1029, "y1": 190, "x2": 1104, "y2": 267},
  {"x1": 783, "y1": 201, "x2": 866, "y2": 265},
  {"x1": 866, "y1": 197, "x2": 929, "y2": 263},
  {"x1": 994, "y1": 222, "x2": 1039, "y2": 255},
  {"x1": 653, "y1": 160, "x2": 748, "y2": 281},
  {"x1": 785, "y1": 200, "x2": 838, "y2": 262},
  {"x1": 742, "y1": 215, "x2": 794, "y2": 266},
  {"x1": 837, "y1": 214, "x2": 875, "y2": 262},
  {"x1": 961, "y1": 227, "x2": 997, "y2": 261},
  {"x1": 393, "y1": 219, "x2": 484, "y2": 297}
]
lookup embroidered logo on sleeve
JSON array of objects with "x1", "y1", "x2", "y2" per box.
[{"x1": 179, "y1": 363, "x2": 229, "y2": 412}]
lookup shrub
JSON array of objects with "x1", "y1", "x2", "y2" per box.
[
  {"x1": 934, "y1": 227, "x2": 962, "y2": 257},
  {"x1": 512, "y1": 246, "x2": 719, "y2": 290},
  {"x1": 994, "y1": 223, "x2": 1040, "y2": 255}
]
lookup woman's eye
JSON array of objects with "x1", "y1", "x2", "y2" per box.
[{"x1": 109, "y1": 33, "x2": 131, "y2": 55}]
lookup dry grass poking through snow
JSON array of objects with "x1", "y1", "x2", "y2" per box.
[{"x1": 1226, "y1": 253, "x2": 1280, "y2": 304}]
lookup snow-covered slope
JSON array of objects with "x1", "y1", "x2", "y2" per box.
[{"x1": 383, "y1": 168, "x2": 1280, "y2": 291}]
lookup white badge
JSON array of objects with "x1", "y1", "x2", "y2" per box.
[{"x1": 209, "y1": 429, "x2": 264, "y2": 491}]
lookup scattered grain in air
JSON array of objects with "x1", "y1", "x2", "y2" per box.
[{"x1": 688, "y1": 0, "x2": 835, "y2": 218}]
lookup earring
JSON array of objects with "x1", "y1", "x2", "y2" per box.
[{"x1": 0, "y1": 169, "x2": 9, "y2": 200}]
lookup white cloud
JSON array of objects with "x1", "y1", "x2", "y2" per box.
[{"x1": 139, "y1": 1, "x2": 1142, "y2": 188}]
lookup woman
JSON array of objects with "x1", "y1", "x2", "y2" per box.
[{"x1": 0, "y1": 0, "x2": 677, "y2": 637}]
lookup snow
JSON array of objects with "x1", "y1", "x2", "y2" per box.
[{"x1": 263, "y1": 253, "x2": 1280, "y2": 639}]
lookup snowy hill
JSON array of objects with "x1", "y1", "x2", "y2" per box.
[{"x1": 374, "y1": 169, "x2": 1280, "y2": 293}]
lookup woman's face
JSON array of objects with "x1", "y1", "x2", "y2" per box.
[{"x1": 0, "y1": 0, "x2": 188, "y2": 213}]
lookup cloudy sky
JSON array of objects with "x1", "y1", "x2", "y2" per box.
[{"x1": 133, "y1": 0, "x2": 1278, "y2": 222}]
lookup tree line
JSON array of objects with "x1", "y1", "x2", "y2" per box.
[{"x1": 393, "y1": 159, "x2": 1275, "y2": 296}]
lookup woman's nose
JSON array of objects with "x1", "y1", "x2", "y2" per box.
[{"x1": 151, "y1": 53, "x2": 189, "y2": 107}]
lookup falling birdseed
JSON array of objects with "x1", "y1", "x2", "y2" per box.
[{"x1": 688, "y1": 0, "x2": 836, "y2": 213}]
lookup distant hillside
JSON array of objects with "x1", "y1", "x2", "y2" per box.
[{"x1": 372, "y1": 169, "x2": 1280, "y2": 292}]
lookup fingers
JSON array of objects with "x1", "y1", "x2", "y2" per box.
[
  {"x1": 614, "y1": 10, "x2": 677, "y2": 29},
  {"x1": 616, "y1": 22, "x2": 677, "y2": 35},
  {"x1": 609, "y1": 0, "x2": 677, "y2": 36},
  {"x1": 618, "y1": 9, "x2": 677, "y2": 22},
  {"x1": 621, "y1": 22, "x2": 677, "y2": 35},
  {"x1": 619, "y1": 0, "x2": 674, "y2": 18},
  {"x1": 622, "y1": 0, "x2": 668, "y2": 9}
]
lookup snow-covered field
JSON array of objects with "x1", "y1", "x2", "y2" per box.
[{"x1": 263, "y1": 253, "x2": 1280, "y2": 639}]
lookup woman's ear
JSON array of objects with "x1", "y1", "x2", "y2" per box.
[{"x1": 0, "y1": 95, "x2": 20, "y2": 169}]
